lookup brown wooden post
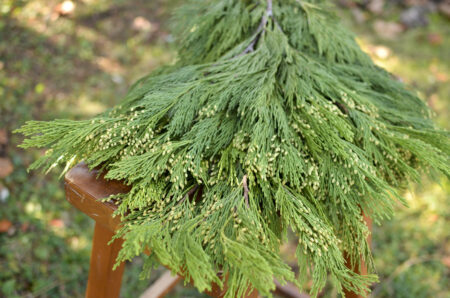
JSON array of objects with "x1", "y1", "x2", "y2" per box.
[
  {"x1": 65, "y1": 163, "x2": 129, "y2": 298},
  {"x1": 86, "y1": 223, "x2": 125, "y2": 298}
]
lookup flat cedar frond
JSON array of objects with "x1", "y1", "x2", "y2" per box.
[{"x1": 15, "y1": 0, "x2": 449, "y2": 297}]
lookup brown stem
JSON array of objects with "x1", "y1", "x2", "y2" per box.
[
  {"x1": 242, "y1": 175, "x2": 249, "y2": 208},
  {"x1": 234, "y1": 0, "x2": 274, "y2": 58},
  {"x1": 335, "y1": 102, "x2": 349, "y2": 115},
  {"x1": 178, "y1": 185, "x2": 199, "y2": 205}
]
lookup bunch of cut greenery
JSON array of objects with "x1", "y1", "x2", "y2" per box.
[{"x1": 16, "y1": 0, "x2": 449, "y2": 296}]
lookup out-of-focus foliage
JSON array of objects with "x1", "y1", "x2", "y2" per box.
[
  {"x1": 0, "y1": 0, "x2": 448, "y2": 297},
  {"x1": 370, "y1": 179, "x2": 450, "y2": 298}
]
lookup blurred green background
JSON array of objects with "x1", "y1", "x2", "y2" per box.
[{"x1": 0, "y1": 0, "x2": 448, "y2": 297}]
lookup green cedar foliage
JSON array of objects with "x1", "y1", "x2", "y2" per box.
[{"x1": 16, "y1": 0, "x2": 449, "y2": 296}]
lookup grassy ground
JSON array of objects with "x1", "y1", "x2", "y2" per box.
[{"x1": 0, "y1": 1, "x2": 448, "y2": 297}]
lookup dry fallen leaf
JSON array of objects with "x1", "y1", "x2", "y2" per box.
[
  {"x1": 434, "y1": 72, "x2": 448, "y2": 83},
  {"x1": 0, "y1": 129, "x2": 7, "y2": 144},
  {"x1": 50, "y1": 219, "x2": 65, "y2": 228},
  {"x1": 96, "y1": 57, "x2": 124, "y2": 74},
  {"x1": 0, "y1": 157, "x2": 13, "y2": 178},
  {"x1": 428, "y1": 33, "x2": 443, "y2": 46},
  {"x1": 442, "y1": 256, "x2": 450, "y2": 268},
  {"x1": 132, "y1": 16, "x2": 153, "y2": 32},
  {"x1": 0, "y1": 219, "x2": 12, "y2": 233}
]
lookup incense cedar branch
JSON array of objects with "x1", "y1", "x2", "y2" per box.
[{"x1": 16, "y1": 0, "x2": 449, "y2": 297}]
